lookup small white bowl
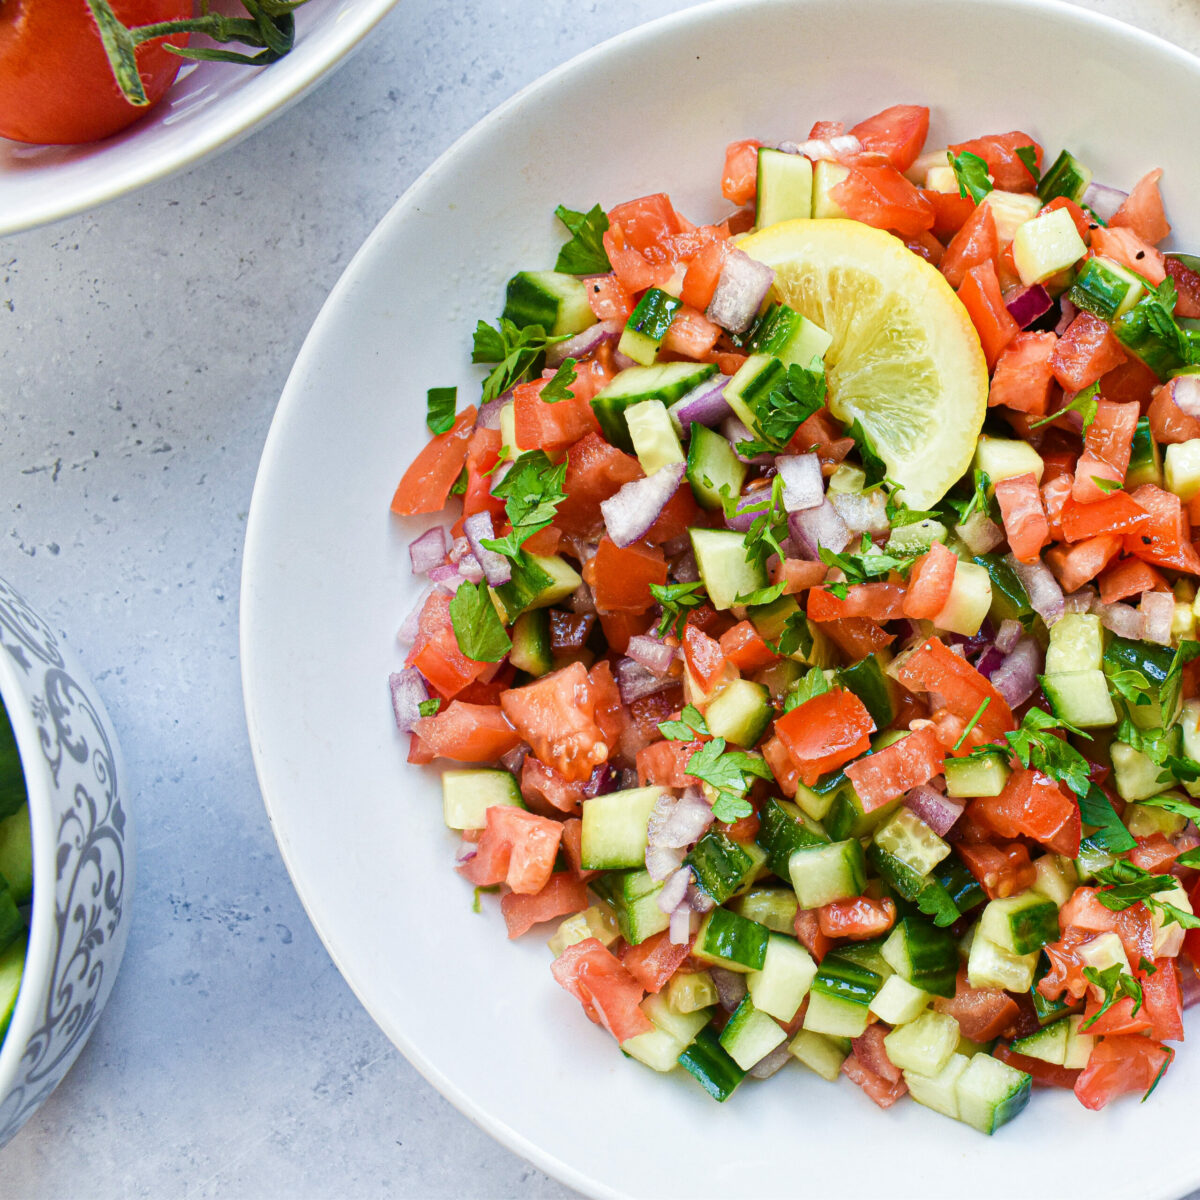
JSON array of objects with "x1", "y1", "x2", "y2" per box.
[
  {"x1": 0, "y1": 575, "x2": 133, "y2": 1147},
  {"x1": 0, "y1": 0, "x2": 400, "y2": 237}
]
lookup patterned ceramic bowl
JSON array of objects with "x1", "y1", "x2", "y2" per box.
[{"x1": 0, "y1": 575, "x2": 133, "y2": 1147}]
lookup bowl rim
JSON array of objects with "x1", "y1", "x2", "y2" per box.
[
  {"x1": 241, "y1": 1, "x2": 1200, "y2": 1195},
  {"x1": 0, "y1": 0, "x2": 402, "y2": 237}
]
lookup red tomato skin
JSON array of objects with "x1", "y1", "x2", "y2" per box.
[
  {"x1": 972, "y1": 768, "x2": 1080, "y2": 856},
  {"x1": 1124, "y1": 484, "x2": 1200, "y2": 573},
  {"x1": 1051, "y1": 312, "x2": 1127, "y2": 393},
  {"x1": 994, "y1": 472, "x2": 1050, "y2": 564},
  {"x1": 793, "y1": 908, "x2": 833, "y2": 964},
  {"x1": 817, "y1": 896, "x2": 896, "y2": 940},
  {"x1": 1060, "y1": 491, "x2": 1149, "y2": 543},
  {"x1": 582, "y1": 538, "x2": 668, "y2": 614},
  {"x1": 620, "y1": 930, "x2": 694, "y2": 993},
  {"x1": 1150, "y1": 378, "x2": 1200, "y2": 444},
  {"x1": 1110, "y1": 168, "x2": 1171, "y2": 245},
  {"x1": 550, "y1": 937, "x2": 652, "y2": 1043},
  {"x1": 933, "y1": 968, "x2": 1020, "y2": 1042},
  {"x1": 1090, "y1": 229, "x2": 1166, "y2": 287},
  {"x1": 841, "y1": 1053, "x2": 908, "y2": 1108},
  {"x1": 903, "y1": 542, "x2": 957, "y2": 619},
  {"x1": 1165, "y1": 255, "x2": 1200, "y2": 318},
  {"x1": 410, "y1": 701, "x2": 520, "y2": 763},
  {"x1": 682, "y1": 623, "x2": 727, "y2": 692},
  {"x1": 947, "y1": 131, "x2": 1043, "y2": 193},
  {"x1": 844, "y1": 726, "x2": 945, "y2": 813},
  {"x1": 501, "y1": 873, "x2": 589, "y2": 939},
  {"x1": 1074, "y1": 1036, "x2": 1172, "y2": 1110},
  {"x1": 831, "y1": 164, "x2": 935, "y2": 238},
  {"x1": 775, "y1": 688, "x2": 875, "y2": 786},
  {"x1": 849, "y1": 104, "x2": 930, "y2": 171},
  {"x1": 1098, "y1": 557, "x2": 1166, "y2": 604},
  {"x1": 988, "y1": 332, "x2": 1058, "y2": 416},
  {"x1": 719, "y1": 621, "x2": 777, "y2": 674},
  {"x1": 807, "y1": 582, "x2": 906, "y2": 623},
  {"x1": 391, "y1": 407, "x2": 478, "y2": 516},
  {"x1": 721, "y1": 139, "x2": 762, "y2": 205},
  {"x1": 957, "y1": 260, "x2": 1019, "y2": 369},
  {"x1": 957, "y1": 841, "x2": 1037, "y2": 899},
  {"x1": 0, "y1": 0, "x2": 191, "y2": 144},
  {"x1": 940, "y1": 202, "x2": 999, "y2": 290}
]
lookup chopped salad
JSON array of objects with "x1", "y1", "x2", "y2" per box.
[{"x1": 388, "y1": 103, "x2": 1200, "y2": 1131}]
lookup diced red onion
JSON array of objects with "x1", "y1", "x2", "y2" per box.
[
  {"x1": 646, "y1": 843, "x2": 687, "y2": 883},
  {"x1": 904, "y1": 784, "x2": 964, "y2": 837},
  {"x1": 396, "y1": 585, "x2": 436, "y2": 646},
  {"x1": 710, "y1": 967, "x2": 748, "y2": 1012},
  {"x1": 722, "y1": 415, "x2": 774, "y2": 465},
  {"x1": 648, "y1": 787, "x2": 715, "y2": 852},
  {"x1": 454, "y1": 840, "x2": 478, "y2": 866},
  {"x1": 1140, "y1": 590, "x2": 1174, "y2": 645},
  {"x1": 994, "y1": 619, "x2": 1023, "y2": 655},
  {"x1": 686, "y1": 878, "x2": 715, "y2": 913},
  {"x1": 456, "y1": 552, "x2": 485, "y2": 583},
  {"x1": 668, "y1": 375, "x2": 733, "y2": 435},
  {"x1": 626, "y1": 634, "x2": 675, "y2": 676},
  {"x1": 1180, "y1": 960, "x2": 1200, "y2": 1010},
  {"x1": 670, "y1": 547, "x2": 701, "y2": 583},
  {"x1": 549, "y1": 611, "x2": 594, "y2": 651},
  {"x1": 1081, "y1": 181, "x2": 1128, "y2": 223},
  {"x1": 1062, "y1": 586, "x2": 1097, "y2": 614},
  {"x1": 388, "y1": 668, "x2": 430, "y2": 734},
  {"x1": 617, "y1": 768, "x2": 640, "y2": 791},
  {"x1": 583, "y1": 764, "x2": 617, "y2": 798},
  {"x1": 545, "y1": 318, "x2": 621, "y2": 367},
  {"x1": 427, "y1": 563, "x2": 463, "y2": 586},
  {"x1": 499, "y1": 744, "x2": 528, "y2": 775},
  {"x1": 601, "y1": 463, "x2": 686, "y2": 549},
  {"x1": 613, "y1": 349, "x2": 638, "y2": 371},
  {"x1": 1096, "y1": 599, "x2": 1143, "y2": 640},
  {"x1": 789, "y1": 500, "x2": 851, "y2": 558},
  {"x1": 723, "y1": 489, "x2": 767, "y2": 533},
  {"x1": 991, "y1": 636, "x2": 1042, "y2": 709},
  {"x1": 477, "y1": 394, "x2": 509, "y2": 430},
  {"x1": 778, "y1": 133, "x2": 862, "y2": 163},
  {"x1": 566, "y1": 583, "x2": 596, "y2": 614},
  {"x1": 616, "y1": 657, "x2": 675, "y2": 704},
  {"x1": 955, "y1": 510, "x2": 1004, "y2": 555},
  {"x1": 448, "y1": 536, "x2": 471, "y2": 563},
  {"x1": 1005, "y1": 284, "x2": 1053, "y2": 330},
  {"x1": 462, "y1": 511, "x2": 512, "y2": 587},
  {"x1": 748, "y1": 1043, "x2": 793, "y2": 1079},
  {"x1": 775, "y1": 454, "x2": 824, "y2": 512},
  {"x1": 1168, "y1": 374, "x2": 1200, "y2": 419},
  {"x1": 657, "y1": 866, "x2": 694, "y2": 911},
  {"x1": 669, "y1": 904, "x2": 695, "y2": 946},
  {"x1": 974, "y1": 645, "x2": 1005, "y2": 679},
  {"x1": 830, "y1": 489, "x2": 889, "y2": 536},
  {"x1": 409, "y1": 526, "x2": 449, "y2": 575},
  {"x1": 1054, "y1": 298, "x2": 1078, "y2": 338},
  {"x1": 1008, "y1": 555, "x2": 1064, "y2": 626},
  {"x1": 706, "y1": 248, "x2": 775, "y2": 334}
]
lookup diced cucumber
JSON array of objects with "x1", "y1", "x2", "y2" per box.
[
  {"x1": 788, "y1": 1028, "x2": 850, "y2": 1081},
  {"x1": 904, "y1": 1052, "x2": 970, "y2": 1121},
  {"x1": 747, "y1": 593, "x2": 801, "y2": 643},
  {"x1": 441, "y1": 768, "x2": 524, "y2": 831},
  {"x1": 882, "y1": 917, "x2": 958, "y2": 998},
  {"x1": 1127, "y1": 416, "x2": 1164, "y2": 488},
  {"x1": 811, "y1": 160, "x2": 850, "y2": 219},
  {"x1": 873, "y1": 808, "x2": 950, "y2": 876},
  {"x1": 933, "y1": 559, "x2": 992, "y2": 638},
  {"x1": 1064, "y1": 1014, "x2": 1096, "y2": 1069},
  {"x1": 870, "y1": 974, "x2": 933, "y2": 1025},
  {"x1": 944, "y1": 754, "x2": 1010, "y2": 798},
  {"x1": 974, "y1": 435, "x2": 1045, "y2": 485},
  {"x1": 580, "y1": 786, "x2": 665, "y2": 870},
  {"x1": 720, "y1": 995, "x2": 788, "y2": 1070},
  {"x1": 1075, "y1": 842, "x2": 1115, "y2": 882},
  {"x1": 788, "y1": 839, "x2": 866, "y2": 909},
  {"x1": 1165, "y1": 440, "x2": 1200, "y2": 503},
  {"x1": 888, "y1": 519, "x2": 948, "y2": 554},
  {"x1": 756, "y1": 148, "x2": 814, "y2": 226},
  {"x1": 803, "y1": 954, "x2": 883, "y2": 1038},
  {"x1": 703, "y1": 678, "x2": 773, "y2": 749},
  {"x1": 1126, "y1": 799, "x2": 1187, "y2": 839},
  {"x1": 0, "y1": 804, "x2": 32, "y2": 905},
  {"x1": 1045, "y1": 613, "x2": 1104, "y2": 674},
  {"x1": 689, "y1": 527, "x2": 767, "y2": 610},
  {"x1": 836, "y1": 655, "x2": 895, "y2": 730},
  {"x1": 591, "y1": 363, "x2": 718, "y2": 452},
  {"x1": 883, "y1": 1010, "x2": 960, "y2": 1077},
  {"x1": 978, "y1": 891, "x2": 1060, "y2": 955},
  {"x1": 1041, "y1": 670, "x2": 1118, "y2": 729},
  {"x1": 745, "y1": 303, "x2": 831, "y2": 368},
  {"x1": 791, "y1": 778, "x2": 837, "y2": 822},
  {"x1": 502, "y1": 270, "x2": 596, "y2": 336},
  {"x1": 756, "y1": 797, "x2": 830, "y2": 878},
  {"x1": 832, "y1": 937, "x2": 893, "y2": 979},
  {"x1": 0, "y1": 932, "x2": 27, "y2": 1043},
  {"x1": 731, "y1": 887, "x2": 800, "y2": 934},
  {"x1": 611, "y1": 869, "x2": 671, "y2": 945},
  {"x1": 1150, "y1": 880, "x2": 1193, "y2": 958},
  {"x1": 981, "y1": 189, "x2": 1042, "y2": 245},
  {"x1": 548, "y1": 904, "x2": 619, "y2": 956},
  {"x1": 693, "y1": 907, "x2": 770, "y2": 973},
  {"x1": 1068, "y1": 255, "x2": 1146, "y2": 324},
  {"x1": 685, "y1": 830, "x2": 764, "y2": 905},
  {"x1": 1038, "y1": 149, "x2": 1093, "y2": 205},
  {"x1": 1102, "y1": 634, "x2": 1174, "y2": 690},
  {"x1": 955, "y1": 1054, "x2": 1032, "y2": 1135},
  {"x1": 1110, "y1": 740, "x2": 1173, "y2": 802},
  {"x1": 868, "y1": 844, "x2": 960, "y2": 929},
  {"x1": 934, "y1": 853, "x2": 986, "y2": 917},
  {"x1": 967, "y1": 933, "x2": 1038, "y2": 992},
  {"x1": 624, "y1": 399, "x2": 685, "y2": 475},
  {"x1": 621, "y1": 992, "x2": 713, "y2": 1072},
  {"x1": 678, "y1": 1025, "x2": 746, "y2": 1101},
  {"x1": 747, "y1": 933, "x2": 817, "y2": 1022},
  {"x1": 619, "y1": 288, "x2": 683, "y2": 366},
  {"x1": 509, "y1": 608, "x2": 553, "y2": 677},
  {"x1": 1009, "y1": 1017, "x2": 1069, "y2": 1065},
  {"x1": 974, "y1": 553, "x2": 1034, "y2": 625},
  {"x1": 667, "y1": 969, "x2": 720, "y2": 1015},
  {"x1": 1030, "y1": 854, "x2": 1079, "y2": 908},
  {"x1": 685, "y1": 423, "x2": 747, "y2": 511},
  {"x1": 822, "y1": 779, "x2": 902, "y2": 841},
  {"x1": 491, "y1": 553, "x2": 582, "y2": 621},
  {"x1": 724, "y1": 354, "x2": 787, "y2": 437}
]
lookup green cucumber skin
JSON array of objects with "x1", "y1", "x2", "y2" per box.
[
  {"x1": 757, "y1": 798, "x2": 827, "y2": 878},
  {"x1": 685, "y1": 831, "x2": 755, "y2": 906},
  {"x1": 678, "y1": 1026, "x2": 746, "y2": 1101}
]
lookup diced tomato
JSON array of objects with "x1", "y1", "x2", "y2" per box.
[
  {"x1": 622, "y1": 687, "x2": 684, "y2": 760},
  {"x1": 583, "y1": 538, "x2": 668, "y2": 613},
  {"x1": 891, "y1": 636, "x2": 1015, "y2": 744},
  {"x1": 947, "y1": 131, "x2": 1042, "y2": 192},
  {"x1": 1045, "y1": 534, "x2": 1122, "y2": 593},
  {"x1": 621, "y1": 930, "x2": 694, "y2": 994},
  {"x1": 994, "y1": 472, "x2": 1050, "y2": 563},
  {"x1": 1110, "y1": 168, "x2": 1171, "y2": 245},
  {"x1": 1051, "y1": 312, "x2": 1127, "y2": 393},
  {"x1": 603, "y1": 221, "x2": 672, "y2": 293},
  {"x1": 1165, "y1": 255, "x2": 1200, "y2": 319},
  {"x1": 556, "y1": 353, "x2": 614, "y2": 406},
  {"x1": 662, "y1": 305, "x2": 721, "y2": 359},
  {"x1": 560, "y1": 817, "x2": 597, "y2": 882},
  {"x1": 513, "y1": 379, "x2": 599, "y2": 454},
  {"x1": 461, "y1": 427, "x2": 506, "y2": 522},
  {"x1": 1098, "y1": 556, "x2": 1167, "y2": 604},
  {"x1": 1124, "y1": 484, "x2": 1200, "y2": 573},
  {"x1": 1149, "y1": 378, "x2": 1200, "y2": 445},
  {"x1": 410, "y1": 700, "x2": 520, "y2": 763},
  {"x1": 1060, "y1": 490, "x2": 1149, "y2": 543},
  {"x1": 807, "y1": 582, "x2": 906, "y2": 623},
  {"x1": 1098, "y1": 357, "x2": 1160, "y2": 408},
  {"x1": 520, "y1": 756, "x2": 587, "y2": 815},
  {"x1": 583, "y1": 659, "x2": 624, "y2": 755},
  {"x1": 841, "y1": 1053, "x2": 908, "y2": 1109},
  {"x1": 902, "y1": 230, "x2": 945, "y2": 267},
  {"x1": 500, "y1": 662, "x2": 610, "y2": 783},
  {"x1": 550, "y1": 937, "x2": 653, "y2": 1043},
  {"x1": 680, "y1": 238, "x2": 731, "y2": 311},
  {"x1": 972, "y1": 768, "x2": 1081, "y2": 856},
  {"x1": 988, "y1": 331, "x2": 1058, "y2": 415},
  {"x1": 643, "y1": 484, "x2": 702, "y2": 546},
  {"x1": 1129, "y1": 833, "x2": 1180, "y2": 873},
  {"x1": 720, "y1": 810, "x2": 760, "y2": 842},
  {"x1": 924, "y1": 188, "x2": 976, "y2": 239},
  {"x1": 407, "y1": 589, "x2": 491, "y2": 698},
  {"x1": 608, "y1": 194, "x2": 682, "y2": 255},
  {"x1": 902, "y1": 542, "x2": 957, "y2": 620},
  {"x1": 636, "y1": 738, "x2": 698, "y2": 788},
  {"x1": 851, "y1": 1023, "x2": 903, "y2": 1084},
  {"x1": 831, "y1": 164, "x2": 935, "y2": 237},
  {"x1": 992, "y1": 1043, "x2": 1081, "y2": 1089},
  {"x1": 719, "y1": 621, "x2": 777, "y2": 673},
  {"x1": 459, "y1": 805, "x2": 564, "y2": 895},
  {"x1": 1074, "y1": 1035, "x2": 1172, "y2": 1110},
  {"x1": 682, "y1": 623, "x2": 727, "y2": 692},
  {"x1": 391, "y1": 407, "x2": 477, "y2": 516},
  {"x1": 597, "y1": 611, "x2": 648, "y2": 656},
  {"x1": 775, "y1": 688, "x2": 875, "y2": 786},
  {"x1": 762, "y1": 735, "x2": 799, "y2": 799},
  {"x1": 793, "y1": 908, "x2": 833, "y2": 964},
  {"x1": 557, "y1": 432, "x2": 643, "y2": 538},
  {"x1": 844, "y1": 726, "x2": 945, "y2": 813},
  {"x1": 817, "y1": 896, "x2": 897, "y2": 940},
  {"x1": 957, "y1": 259, "x2": 1019, "y2": 369},
  {"x1": 586, "y1": 274, "x2": 634, "y2": 322},
  {"x1": 501, "y1": 872, "x2": 590, "y2": 938},
  {"x1": 958, "y1": 841, "x2": 1038, "y2": 900},
  {"x1": 1059, "y1": 886, "x2": 1122, "y2": 937},
  {"x1": 821, "y1": 617, "x2": 895, "y2": 660},
  {"x1": 721, "y1": 139, "x2": 762, "y2": 206},
  {"x1": 1088, "y1": 230, "x2": 1166, "y2": 287},
  {"x1": 933, "y1": 968, "x2": 1020, "y2": 1042},
  {"x1": 1141, "y1": 957, "x2": 1185, "y2": 1042},
  {"x1": 849, "y1": 104, "x2": 930, "y2": 171},
  {"x1": 769, "y1": 558, "x2": 830, "y2": 596},
  {"x1": 940, "y1": 201, "x2": 998, "y2": 290},
  {"x1": 1038, "y1": 195, "x2": 1092, "y2": 243}
]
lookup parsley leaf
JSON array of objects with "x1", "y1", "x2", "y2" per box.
[
  {"x1": 1138, "y1": 793, "x2": 1200, "y2": 824},
  {"x1": 417, "y1": 698, "x2": 441, "y2": 718},
  {"x1": 1143, "y1": 1046, "x2": 1175, "y2": 1103},
  {"x1": 540, "y1": 358, "x2": 577, "y2": 403},
  {"x1": 1029, "y1": 383, "x2": 1100, "y2": 432},
  {"x1": 735, "y1": 361, "x2": 827, "y2": 457},
  {"x1": 953, "y1": 699, "x2": 991, "y2": 751},
  {"x1": 736, "y1": 582, "x2": 786, "y2": 606},
  {"x1": 1008, "y1": 704, "x2": 1093, "y2": 797},
  {"x1": 685, "y1": 738, "x2": 773, "y2": 823},
  {"x1": 886, "y1": 494, "x2": 941, "y2": 528},
  {"x1": 819, "y1": 533, "x2": 917, "y2": 587},
  {"x1": 1176, "y1": 847, "x2": 1200, "y2": 869},
  {"x1": 658, "y1": 704, "x2": 710, "y2": 742},
  {"x1": 426, "y1": 385, "x2": 457, "y2": 436},
  {"x1": 784, "y1": 667, "x2": 829, "y2": 712},
  {"x1": 472, "y1": 318, "x2": 568, "y2": 403},
  {"x1": 650, "y1": 581, "x2": 707, "y2": 639},
  {"x1": 1091, "y1": 476, "x2": 1123, "y2": 495},
  {"x1": 1107, "y1": 668, "x2": 1153, "y2": 708},
  {"x1": 554, "y1": 203, "x2": 611, "y2": 275},
  {"x1": 449, "y1": 466, "x2": 469, "y2": 496},
  {"x1": 915, "y1": 882, "x2": 963, "y2": 929},
  {"x1": 945, "y1": 468, "x2": 997, "y2": 525},
  {"x1": 483, "y1": 450, "x2": 567, "y2": 559},
  {"x1": 847, "y1": 418, "x2": 887, "y2": 487},
  {"x1": 1081, "y1": 963, "x2": 1143, "y2": 1032},
  {"x1": 1079, "y1": 784, "x2": 1137, "y2": 854},
  {"x1": 773, "y1": 610, "x2": 814, "y2": 660},
  {"x1": 949, "y1": 150, "x2": 993, "y2": 204},
  {"x1": 729, "y1": 474, "x2": 790, "y2": 574},
  {"x1": 1115, "y1": 717, "x2": 1200, "y2": 785},
  {"x1": 1161, "y1": 639, "x2": 1200, "y2": 726},
  {"x1": 1094, "y1": 860, "x2": 1200, "y2": 929},
  {"x1": 1015, "y1": 144, "x2": 1041, "y2": 183},
  {"x1": 448, "y1": 581, "x2": 512, "y2": 663}
]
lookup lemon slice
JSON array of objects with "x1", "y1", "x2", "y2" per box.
[{"x1": 740, "y1": 219, "x2": 988, "y2": 510}]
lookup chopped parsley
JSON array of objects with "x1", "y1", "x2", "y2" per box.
[
  {"x1": 482, "y1": 450, "x2": 567, "y2": 559},
  {"x1": 846, "y1": 418, "x2": 887, "y2": 488},
  {"x1": 1106, "y1": 667, "x2": 1154, "y2": 709},
  {"x1": 1091, "y1": 476, "x2": 1124, "y2": 495},
  {"x1": 962, "y1": 706, "x2": 1092, "y2": 797},
  {"x1": 554, "y1": 203, "x2": 611, "y2": 275},
  {"x1": 773, "y1": 610, "x2": 814, "y2": 660},
  {"x1": 1081, "y1": 962, "x2": 1143, "y2": 1032},
  {"x1": 1014, "y1": 144, "x2": 1041, "y2": 184},
  {"x1": 425, "y1": 385, "x2": 458, "y2": 436},
  {"x1": 735, "y1": 361, "x2": 826, "y2": 457},
  {"x1": 650, "y1": 581, "x2": 707, "y2": 639},
  {"x1": 784, "y1": 667, "x2": 830, "y2": 712},
  {"x1": 952, "y1": 698, "x2": 991, "y2": 751},
  {"x1": 818, "y1": 532, "x2": 917, "y2": 599},
  {"x1": 945, "y1": 468, "x2": 997, "y2": 526},
  {"x1": 1114, "y1": 717, "x2": 1200, "y2": 786},
  {"x1": 1029, "y1": 383, "x2": 1099, "y2": 432},
  {"x1": 417, "y1": 698, "x2": 441, "y2": 718},
  {"x1": 735, "y1": 582, "x2": 787, "y2": 606},
  {"x1": 949, "y1": 149, "x2": 993, "y2": 204},
  {"x1": 472, "y1": 318, "x2": 568, "y2": 402},
  {"x1": 540, "y1": 358, "x2": 577, "y2": 403},
  {"x1": 1078, "y1": 784, "x2": 1137, "y2": 854},
  {"x1": 1093, "y1": 860, "x2": 1200, "y2": 929},
  {"x1": 1160, "y1": 639, "x2": 1200, "y2": 726},
  {"x1": 448, "y1": 580, "x2": 512, "y2": 663},
  {"x1": 684, "y1": 737, "x2": 774, "y2": 823},
  {"x1": 658, "y1": 704, "x2": 710, "y2": 742},
  {"x1": 728, "y1": 473, "x2": 790, "y2": 574}
]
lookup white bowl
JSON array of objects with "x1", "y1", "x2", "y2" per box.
[
  {"x1": 241, "y1": 2, "x2": 1200, "y2": 1196},
  {"x1": 0, "y1": 0, "x2": 399, "y2": 237},
  {"x1": 0, "y1": 575, "x2": 133, "y2": 1147}
]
